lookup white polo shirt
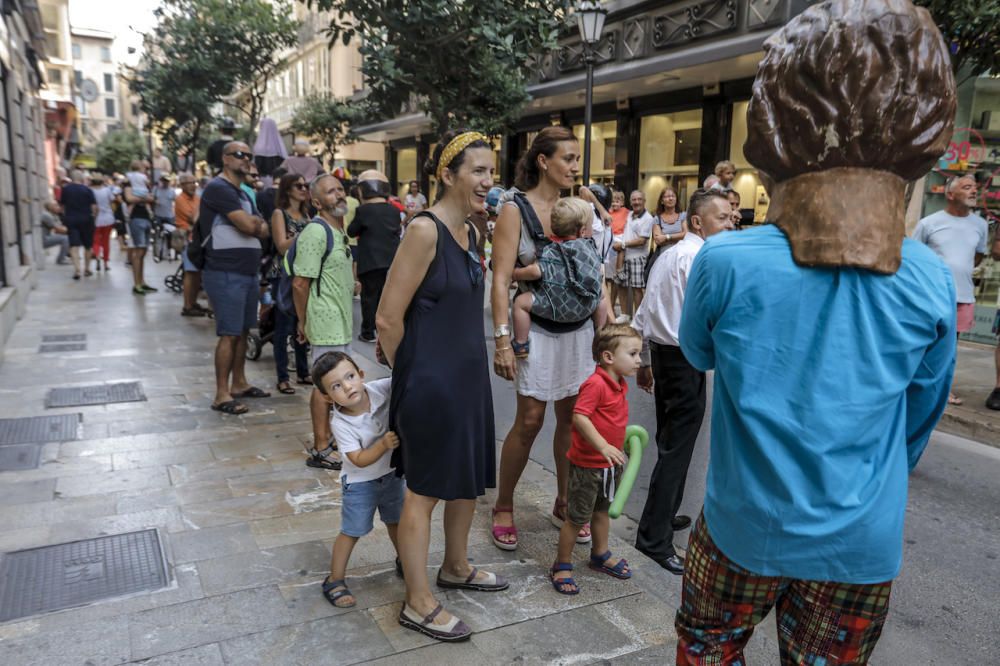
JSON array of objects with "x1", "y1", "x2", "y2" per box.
[{"x1": 330, "y1": 378, "x2": 394, "y2": 484}]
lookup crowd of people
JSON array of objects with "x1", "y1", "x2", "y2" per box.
[{"x1": 40, "y1": 4, "x2": 1000, "y2": 656}]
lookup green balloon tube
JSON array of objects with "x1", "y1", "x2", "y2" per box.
[{"x1": 608, "y1": 425, "x2": 649, "y2": 519}]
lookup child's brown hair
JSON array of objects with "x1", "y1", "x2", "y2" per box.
[{"x1": 592, "y1": 323, "x2": 642, "y2": 363}]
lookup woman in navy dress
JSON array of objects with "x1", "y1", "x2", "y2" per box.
[{"x1": 377, "y1": 130, "x2": 504, "y2": 643}]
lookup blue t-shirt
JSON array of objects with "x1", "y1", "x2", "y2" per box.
[
  {"x1": 59, "y1": 183, "x2": 96, "y2": 224},
  {"x1": 679, "y1": 225, "x2": 956, "y2": 584},
  {"x1": 200, "y1": 176, "x2": 261, "y2": 276}
]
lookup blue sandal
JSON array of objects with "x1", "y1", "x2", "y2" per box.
[
  {"x1": 511, "y1": 339, "x2": 530, "y2": 358},
  {"x1": 588, "y1": 551, "x2": 632, "y2": 579},
  {"x1": 550, "y1": 562, "x2": 580, "y2": 595},
  {"x1": 321, "y1": 578, "x2": 356, "y2": 608}
]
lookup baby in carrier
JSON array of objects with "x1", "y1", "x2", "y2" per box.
[{"x1": 511, "y1": 197, "x2": 605, "y2": 357}]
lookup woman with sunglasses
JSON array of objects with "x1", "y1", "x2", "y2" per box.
[
  {"x1": 377, "y1": 129, "x2": 504, "y2": 642},
  {"x1": 269, "y1": 174, "x2": 312, "y2": 393}
]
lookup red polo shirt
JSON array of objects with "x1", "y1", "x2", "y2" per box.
[{"x1": 569, "y1": 366, "x2": 629, "y2": 468}]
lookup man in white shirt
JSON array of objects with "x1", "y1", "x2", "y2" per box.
[
  {"x1": 613, "y1": 190, "x2": 655, "y2": 315},
  {"x1": 913, "y1": 174, "x2": 989, "y2": 405},
  {"x1": 631, "y1": 188, "x2": 734, "y2": 575}
]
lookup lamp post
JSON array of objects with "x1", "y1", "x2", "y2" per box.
[{"x1": 576, "y1": 1, "x2": 607, "y2": 187}]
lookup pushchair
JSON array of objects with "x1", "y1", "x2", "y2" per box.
[
  {"x1": 246, "y1": 297, "x2": 276, "y2": 361},
  {"x1": 164, "y1": 263, "x2": 184, "y2": 293}
]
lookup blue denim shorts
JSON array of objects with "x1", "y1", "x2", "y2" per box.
[
  {"x1": 202, "y1": 269, "x2": 258, "y2": 336},
  {"x1": 128, "y1": 217, "x2": 151, "y2": 248},
  {"x1": 341, "y1": 472, "x2": 405, "y2": 537}
]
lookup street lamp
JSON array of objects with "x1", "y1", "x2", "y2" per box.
[{"x1": 576, "y1": 0, "x2": 607, "y2": 186}]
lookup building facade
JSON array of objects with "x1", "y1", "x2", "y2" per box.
[
  {"x1": 69, "y1": 26, "x2": 118, "y2": 156},
  {"x1": 1, "y1": 0, "x2": 58, "y2": 351},
  {"x1": 37, "y1": 0, "x2": 76, "y2": 181},
  {"x1": 358, "y1": 0, "x2": 813, "y2": 204},
  {"x1": 253, "y1": 4, "x2": 383, "y2": 174}
]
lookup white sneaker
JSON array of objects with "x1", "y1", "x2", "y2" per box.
[{"x1": 614, "y1": 314, "x2": 631, "y2": 325}]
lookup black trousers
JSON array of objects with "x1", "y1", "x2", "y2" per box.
[
  {"x1": 359, "y1": 268, "x2": 388, "y2": 338},
  {"x1": 635, "y1": 342, "x2": 707, "y2": 560}
]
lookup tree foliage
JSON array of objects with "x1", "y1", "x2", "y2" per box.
[
  {"x1": 290, "y1": 92, "x2": 367, "y2": 165},
  {"x1": 304, "y1": 0, "x2": 572, "y2": 135},
  {"x1": 95, "y1": 128, "x2": 147, "y2": 175},
  {"x1": 129, "y1": 0, "x2": 298, "y2": 157},
  {"x1": 916, "y1": 0, "x2": 999, "y2": 79}
]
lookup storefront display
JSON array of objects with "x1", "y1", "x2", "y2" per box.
[{"x1": 638, "y1": 110, "x2": 701, "y2": 210}]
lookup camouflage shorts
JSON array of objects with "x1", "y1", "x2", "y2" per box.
[{"x1": 567, "y1": 463, "x2": 622, "y2": 526}]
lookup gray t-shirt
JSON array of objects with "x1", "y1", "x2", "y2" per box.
[
  {"x1": 40, "y1": 210, "x2": 60, "y2": 233},
  {"x1": 912, "y1": 210, "x2": 988, "y2": 303}
]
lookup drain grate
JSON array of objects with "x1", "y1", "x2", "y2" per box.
[
  {"x1": 0, "y1": 444, "x2": 41, "y2": 471},
  {"x1": 46, "y1": 382, "x2": 146, "y2": 408},
  {"x1": 39, "y1": 342, "x2": 87, "y2": 353},
  {"x1": 0, "y1": 414, "x2": 81, "y2": 446},
  {"x1": 0, "y1": 529, "x2": 168, "y2": 622},
  {"x1": 41, "y1": 334, "x2": 87, "y2": 343}
]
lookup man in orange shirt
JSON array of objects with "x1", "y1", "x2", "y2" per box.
[{"x1": 175, "y1": 173, "x2": 211, "y2": 317}]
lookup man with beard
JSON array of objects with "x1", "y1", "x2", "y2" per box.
[
  {"x1": 913, "y1": 174, "x2": 989, "y2": 405},
  {"x1": 294, "y1": 174, "x2": 357, "y2": 469},
  {"x1": 200, "y1": 141, "x2": 272, "y2": 415}
]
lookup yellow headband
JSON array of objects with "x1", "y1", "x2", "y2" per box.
[{"x1": 436, "y1": 132, "x2": 488, "y2": 181}]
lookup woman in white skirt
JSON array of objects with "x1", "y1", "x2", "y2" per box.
[{"x1": 490, "y1": 126, "x2": 597, "y2": 550}]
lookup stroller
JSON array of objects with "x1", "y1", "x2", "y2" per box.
[
  {"x1": 164, "y1": 263, "x2": 184, "y2": 293},
  {"x1": 246, "y1": 297, "x2": 276, "y2": 361}
]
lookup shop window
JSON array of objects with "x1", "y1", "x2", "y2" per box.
[
  {"x1": 396, "y1": 147, "x2": 417, "y2": 199},
  {"x1": 638, "y1": 110, "x2": 701, "y2": 209},
  {"x1": 571, "y1": 120, "x2": 617, "y2": 185},
  {"x1": 729, "y1": 100, "x2": 769, "y2": 223}
]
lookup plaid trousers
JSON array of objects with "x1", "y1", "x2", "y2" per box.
[{"x1": 675, "y1": 515, "x2": 892, "y2": 665}]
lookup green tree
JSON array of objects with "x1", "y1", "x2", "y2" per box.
[
  {"x1": 95, "y1": 128, "x2": 147, "y2": 174},
  {"x1": 916, "y1": 0, "x2": 999, "y2": 80},
  {"x1": 290, "y1": 92, "x2": 367, "y2": 166},
  {"x1": 304, "y1": 0, "x2": 571, "y2": 135},
  {"x1": 129, "y1": 0, "x2": 298, "y2": 155}
]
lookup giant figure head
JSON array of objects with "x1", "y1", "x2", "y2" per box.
[{"x1": 744, "y1": 0, "x2": 956, "y2": 273}]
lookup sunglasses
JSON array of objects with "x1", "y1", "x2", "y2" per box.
[
  {"x1": 292, "y1": 182, "x2": 308, "y2": 190},
  {"x1": 466, "y1": 249, "x2": 484, "y2": 287},
  {"x1": 225, "y1": 151, "x2": 253, "y2": 161}
]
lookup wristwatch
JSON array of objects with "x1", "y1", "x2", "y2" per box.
[{"x1": 493, "y1": 324, "x2": 511, "y2": 339}]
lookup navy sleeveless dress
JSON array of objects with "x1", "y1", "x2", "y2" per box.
[{"x1": 390, "y1": 213, "x2": 496, "y2": 500}]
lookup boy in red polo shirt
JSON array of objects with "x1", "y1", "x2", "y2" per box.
[{"x1": 550, "y1": 323, "x2": 643, "y2": 595}]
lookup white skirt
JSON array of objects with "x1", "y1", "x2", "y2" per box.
[{"x1": 514, "y1": 322, "x2": 594, "y2": 402}]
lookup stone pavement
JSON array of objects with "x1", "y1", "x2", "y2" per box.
[
  {"x1": 944, "y1": 341, "x2": 999, "y2": 446},
  {"x1": 0, "y1": 253, "x2": 686, "y2": 665}
]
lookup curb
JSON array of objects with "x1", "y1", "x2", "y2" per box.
[{"x1": 937, "y1": 409, "x2": 1000, "y2": 449}]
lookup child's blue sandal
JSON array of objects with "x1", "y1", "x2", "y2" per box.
[
  {"x1": 511, "y1": 339, "x2": 530, "y2": 358},
  {"x1": 588, "y1": 551, "x2": 632, "y2": 579},
  {"x1": 321, "y1": 578, "x2": 356, "y2": 608},
  {"x1": 550, "y1": 562, "x2": 580, "y2": 595}
]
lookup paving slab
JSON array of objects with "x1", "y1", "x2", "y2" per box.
[
  {"x1": 168, "y1": 523, "x2": 259, "y2": 564},
  {"x1": 196, "y1": 540, "x2": 331, "y2": 596},
  {"x1": 129, "y1": 643, "x2": 225, "y2": 666},
  {"x1": 219, "y1": 611, "x2": 394, "y2": 665},
  {"x1": 0, "y1": 478, "x2": 56, "y2": 505},
  {"x1": 0, "y1": 614, "x2": 131, "y2": 666},
  {"x1": 129, "y1": 586, "x2": 295, "y2": 661},
  {"x1": 55, "y1": 466, "x2": 171, "y2": 498}
]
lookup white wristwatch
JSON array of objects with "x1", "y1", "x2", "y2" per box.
[{"x1": 493, "y1": 324, "x2": 511, "y2": 339}]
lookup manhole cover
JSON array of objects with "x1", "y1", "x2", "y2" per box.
[
  {"x1": 46, "y1": 382, "x2": 146, "y2": 408},
  {"x1": 0, "y1": 444, "x2": 41, "y2": 471},
  {"x1": 39, "y1": 343, "x2": 87, "y2": 353},
  {"x1": 0, "y1": 529, "x2": 168, "y2": 622},
  {"x1": 41, "y1": 334, "x2": 87, "y2": 343},
  {"x1": 0, "y1": 414, "x2": 81, "y2": 446}
]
